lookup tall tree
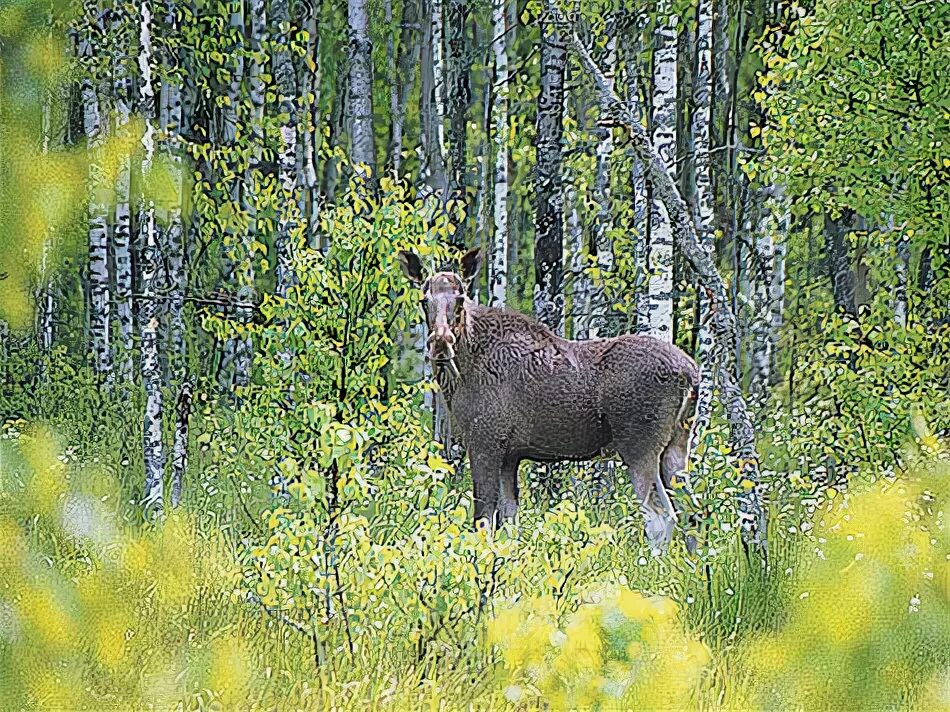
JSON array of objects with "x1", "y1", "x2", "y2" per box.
[
  {"x1": 690, "y1": 0, "x2": 718, "y2": 458},
  {"x1": 273, "y1": 0, "x2": 298, "y2": 296},
  {"x1": 110, "y1": 6, "x2": 134, "y2": 383},
  {"x1": 590, "y1": 19, "x2": 616, "y2": 338},
  {"x1": 347, "y1": 0, "x2": 376, "y2": 174},
  {"x1": 645, "y1": 6, "x2": 678, "y2": 343},
  {"x1": 534, "y1": 12, "x2": 567, "y2": 334},
  {"x1": 80, "y1": 3, "x2": 111, "y2": 379},
  {"x1": 824, "y1": 210, "x2": 857, "y2": 316},
  {"x1": 420, "y1": 0, "x2": 448, "y2": 197},
  {"x1": 488, "y1": 0, "x2": 509, "y2": 307},
  {"x1": 391, "y1": 0, "x2": 419, "y2": 175},
  {"x1": 138, "y1": 0, "x2": 165, "y2": 515},
  {"x1": 446, "y1": 0, "x2": 470, "y2": 210}
]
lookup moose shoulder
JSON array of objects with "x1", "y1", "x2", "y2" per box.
[{"x1": 400, "y1": 248, "x2": 699, "y2": 551}]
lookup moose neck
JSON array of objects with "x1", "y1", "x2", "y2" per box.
[{"x1": 431, "y1": 300, "x2": 480, "y2": 403}]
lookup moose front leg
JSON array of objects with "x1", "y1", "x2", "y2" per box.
[{"x1": 470, "y1": 452, "x2": 501, "y2": 528}]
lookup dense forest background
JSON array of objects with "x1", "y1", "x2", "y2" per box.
[{"x1": 0, "y1": 0, "x2": 948, "y2": 708}]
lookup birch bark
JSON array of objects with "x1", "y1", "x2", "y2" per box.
[
  {"x1": 111, "y1": 7, "x2": 134, "y2": 382},
  {"x1": 590, "y1": 22, "x2": 616, "y2": 338},
  {"x1": 274, "y1": 0, "x2": 298, "y2": 296},
  {"x1": 489, "y1": 0, "x2": 509, "y2": 308},
  {"x1": 534, "y1": 13, "x2": 567, "y2": 334},
  {"x1": 646, "y1": 6, "x2": 678, "y2": 344},
  {"x1": 81, "y1": 4, "x2": 111, "y2": 379},
  {"x1": 139, "y1": 0, "x2": 166, "y2": 516},
  {"x1": 391, "y1": 0, "x2": 419, "y2": 175},
  {"x1": 348, "y1": 0, "x2": 376, "y2": 174}
]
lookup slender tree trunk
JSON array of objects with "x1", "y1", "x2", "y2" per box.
[
  {"x1": 749, "y1": 195, "x2": 777, "y2": 406},
  {"x1": 274, "y1": 0, "x2": 298, "y2": 296},
  {"x1": 80, "y1": 6, "x2": 112, "y2": 380},
  {"x1": 161, "y1": 0, "x2": 186, "y2": 382},
  {"x1": 391, "y1": 0, "x2": 419, "y2": 175},
  {"x1": 590, "y1": 20, "x2": 616, "y2": 338},
  {"x1": 623, "y1": 12, "x2": 650, "y2": 333},
  {"x1": 109, "y1": 7, "x2": 134, "y2": 382},
  {"x1": 561, "y1": 14, "x2": 768, "y2": 550},
  {"x1": 420, "y1": 0, "x2": 448, "y2": 197},
  {"x1": 170, "y1": 379, "x2": 193, "y2": 507},
  {"x1": 347, "y1": 0, "x2": 376, "y2": 175},
  {"x1": 534, "y1": 13, "x2": 567, "y2": 334},
  {"x1": 489, "y1": 0, "x2": 509, "y2": 307},
  {"x1": 139, "y1": 0, "x2": 165, "y2": 516},
  {"x1": 220, "y1": 0, "x2": 254, "y2": 389},
  {"x1": 824, "y1": 209, "x2": 857, "y2": 316},
  {"x1": 297, "y1": 0, "x2": 320, "y2": 244},
  {"x1": 446, "y1": 0, "x2": 470, "y2": 213},
  {"x1": 645, "y1": 5, "x2": 678, "y2": 344},
  {"x1": 894, "y1": 226, "x2": 909, "y2": 327},
  {"x1": 767, "y1": 202, "x2": 788, "y2": 386},
  {"x1": 38, "y1": 69, "x2": 56, "y2": 355},
  {"x1": 689, "y1": 0, "x2": 717, "y2": 461}
]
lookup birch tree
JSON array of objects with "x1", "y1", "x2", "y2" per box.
[
  {"x1": 590, "y1": 20, "x2": 616, "y2": 338},
  {"x1": 273, "y1": 0, "x2": 298, "y2": 296},
  {"x1": 347, "y1": 0, "x2": 376, "y2": 174},
  {"x1": 557, "y1": 9, "x2": 769, "y2": 550},
  {"x1": 420, "y1": 0, "x2": 448, "y2": 197},
  {"x1": 645, "y1": 6, "x2": 678, "y2": 343},
  {"x1": 534, "y1": 12, "x2": 567, "y2": 334},
  {"x1": 138, "y1": 0, "x2": 165, "y2": 515},
  {"x1": 161, "y1": 0, "x2": 186, "y2": 380},
  {"x1": 80, "y1": 4, "x2": 111, "y2": 379},
  {"x1": 489, "y1": 0, "x2": 509, "y2": 307},
  {"x1": 689, "y1": 0, "x2": 718, "y2": 457},
  {"x1": 110, "y1": 7, "x2": 134, "y2": 382},
  {"x1": 391, "y1": 0, "x2": 419, "y2": 175},
  {"x1": 446, "y1": 0, "x2": 470, "y2": 211}
]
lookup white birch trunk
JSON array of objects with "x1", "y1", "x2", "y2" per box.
[
  {"x1": 646, "y1": 7, "x2": 678, "y2": 343},
  {"x1": 348, "y1": 0, "x2": 376, "y2": 174},
  {"x1": 489, "y1": 0, "x2": 509, "y2": 308},
  {"x1": 139, "y1": 0, "x2": 165, "y2": 516},
  {"x1": 420, "y1": 0, "x2": 448, "y2": 196},
  {"x1": 38, "y1": 90, "x2": 56, "y2": 354},
  {"x1": 590, "y1": 25, "x2": 616, "y2": 338},
  {"x1": 273, "y1": 0, "x2": 297, "y2": 296},
  {"x1": 80, "y1": 9, "x2": 112, "y2": 379},
  {"x1": 113, "y1": 10, "x2": 135, "y2": 383},
  {"x1": 391, "y1": 0, "x2": 419, "y2": 175},
  {"x1": 689, "y1": 0, "x2": 717, "y2": 458},
  {"x1": 534, "y1": 14, "x2": 567, "y2": 335},
  {"x1": 894, "y1": 219, "x2": 909, "y2": 327}
]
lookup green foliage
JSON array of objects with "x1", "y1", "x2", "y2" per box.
[{"x1": 752, "y1": 0, "x2": 949, "y2": 249}]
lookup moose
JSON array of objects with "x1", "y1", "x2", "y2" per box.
[{"x1": 400, "y1": 248, "x2": 699, "y2": 550}]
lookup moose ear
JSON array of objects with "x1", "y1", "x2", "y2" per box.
[
  {"x1": 459, "y1": 247, "x2": 482, "y2": 285},
  {"x1": 398, "y1": 250, "x2": 425, "y2": 285}
]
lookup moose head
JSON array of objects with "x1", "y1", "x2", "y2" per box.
[{"x1": 399, "y1": 248, "x2": 481, "y2": 377}]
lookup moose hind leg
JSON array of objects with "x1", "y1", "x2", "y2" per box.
[
  {"x1": 662, "y1": 429, "x2": 699, "y2": 553},
  {"x1": 619, "y1": 449, "x2": 674, "y2": 554},
  {"x1": 497, "y1": 457, "x2": 520, "y2": 525}
]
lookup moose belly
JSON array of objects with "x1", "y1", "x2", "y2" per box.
[{"x1": 515, "y1": 393, "x2": 609, "y2": 462}]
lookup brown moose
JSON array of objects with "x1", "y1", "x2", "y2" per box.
[{"x1": 400, "y1": 248, "x2": 699, "y2": 550}]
